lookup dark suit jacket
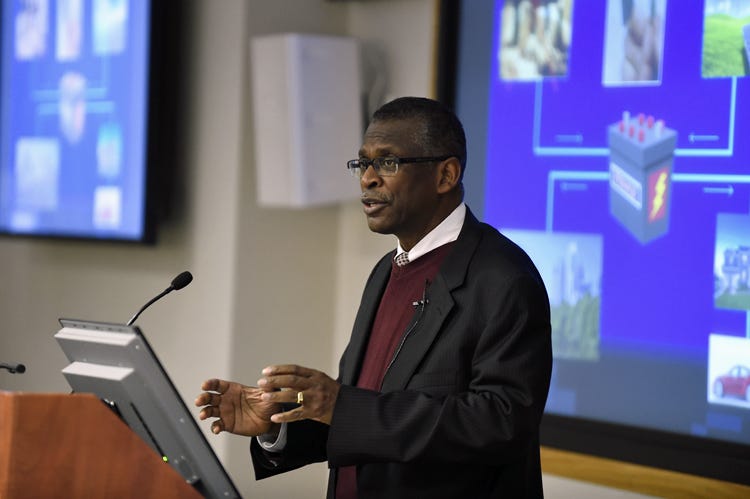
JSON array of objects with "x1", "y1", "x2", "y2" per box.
[{"x1": 252, "y1": 209, "x2": 552, "y2": 498}]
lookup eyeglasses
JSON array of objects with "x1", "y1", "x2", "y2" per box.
[{"x1": 346, "y1": 155, "x2": 453, "y2": 178}]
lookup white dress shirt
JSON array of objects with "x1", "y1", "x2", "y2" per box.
[{"x1": 395, "y1": 203, "x2": 466, "y2": 262}]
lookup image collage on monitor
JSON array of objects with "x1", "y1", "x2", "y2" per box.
[{"x1": 1, "y1": 0, "x2": 148, "y2": 239}]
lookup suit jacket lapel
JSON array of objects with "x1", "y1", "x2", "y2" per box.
[
  {"x1": 379, "y1": 273, "x2": 454, "y2": 391},
  {"x1": 380, "y1": 210, "x2": 484, "y2": 391}
]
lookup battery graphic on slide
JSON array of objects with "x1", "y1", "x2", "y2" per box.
[{"x1": 608, "y1": 111, "x2": 677, "y2": 244}]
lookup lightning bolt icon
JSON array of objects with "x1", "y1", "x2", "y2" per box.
[{"x1": 650, "y1": 172, "x2": 667, "y2": 221}]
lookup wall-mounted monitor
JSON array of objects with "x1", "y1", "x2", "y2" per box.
[
  {"x1": 450, "y1": 0, "x2": 750, "y2": 485},
  {"x1": 0, "y1": 0, "x2": 180, "y2": 243}
]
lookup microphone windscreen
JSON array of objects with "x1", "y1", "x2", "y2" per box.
[{"x1": 171, "y1": 271, "x2": 193, "y2": 290}]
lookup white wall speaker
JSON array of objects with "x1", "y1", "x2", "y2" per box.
[{"x1": 250, "y1": 33, "x2": 362, "y2": 207}]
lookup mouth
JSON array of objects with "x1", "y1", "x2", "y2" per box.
[{"x1": 361, "y1": 194, "x2": 389, "y2": 215}]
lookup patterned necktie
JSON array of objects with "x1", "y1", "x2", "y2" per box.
[{"x1": 395, "y1": 252, "x2": 410, "y2": 267}]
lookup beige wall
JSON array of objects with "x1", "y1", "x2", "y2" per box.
[{"x1": 0, "y1": 1, "x2": 652, "y2": 498}]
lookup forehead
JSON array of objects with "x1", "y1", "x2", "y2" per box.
[{"x1": 359, "y1": 119, "x2": 423, "y2": 156}]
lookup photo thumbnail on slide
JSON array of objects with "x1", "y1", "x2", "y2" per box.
[
  {"x1": 708, "y1": 334, "x2": 750, "y2": 408},
  {"x1": 714, "y1": 213, "x2": 750, "y2": 311},
  {"x1": 14, "y1": 138, "x2": 60, "y2": 214},
  {"x1": 498, "y1": 0, "x2": 574, "y2": 80},
  {"x1": 14, "y1": 0, "x2": 48, "y2": 60},
  {"x1": 602, "y1": 0, "x2": 667, "y2": 86},
  {"x1": 93, "y1": 0, "x2": 128, "y2": 55},
  {"x1": 501, "y1": 229, "x2": 602, "y2": 361},
  {"x1": 56, "y1": 0, "x2": 83, "y2": 62},
  {"x1": 701, "y1": 0, "x2": 750, "y2": 78}
]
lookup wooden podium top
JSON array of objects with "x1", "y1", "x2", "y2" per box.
[{"x1": 0, "y1": 391, "x2": 202, "y2": 499}]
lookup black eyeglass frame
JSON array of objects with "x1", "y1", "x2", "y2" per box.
[{"x1": 346, "y1": 155, "x2": 454, "y2": 177}]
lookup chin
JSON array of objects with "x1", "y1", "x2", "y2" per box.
[{"x1": 366, "y1": 218, "x2": 393, "y2": 235}]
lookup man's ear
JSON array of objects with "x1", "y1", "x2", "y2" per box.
[{"x1": 436, "y1": 157, "x2": 462, "y2": 194}]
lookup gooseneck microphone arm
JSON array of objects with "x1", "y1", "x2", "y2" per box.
[
  {"x1": 0, "y1": 362, "x2": 26, "y2": 374},
  {"x1": 127, "y1": 289, "x2": 171, "y2": 326},
  {"x1": 126, "y1": 271, "x2": 193, "y2": 326}
]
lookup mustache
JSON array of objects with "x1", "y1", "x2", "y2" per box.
[{"x1": 361, "y1": 191, "x2": 391, "y2": 203}]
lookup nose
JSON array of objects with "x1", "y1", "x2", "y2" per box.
[{"x1": 360, "y1": 165, "x2": 382, "y2": 190}]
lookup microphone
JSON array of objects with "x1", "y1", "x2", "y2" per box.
[
  {"x1": 126, "y1": 271, "x2": 193, "y2": 326},
  {"x1": 412, "y1": 279, "x2": 430, "y2": 308},
  {"x1": 0, "y1": 362, "x2": 26, "y2": 374}
]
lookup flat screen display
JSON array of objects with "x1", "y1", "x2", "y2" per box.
[
  {"x1": 454, "y1": 0, "x2": 750, "y2": 483},
  {"x1": 0, "y1": 0, "x2": 155, "y2": 242},
  {"x1": 55, "y1": 319, "x2": 241, "y2": 499}
]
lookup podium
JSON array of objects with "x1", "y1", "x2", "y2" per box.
[{"x1": 0, "y1": 392, "x2": 202, "y2": 499}]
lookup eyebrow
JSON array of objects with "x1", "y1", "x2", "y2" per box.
[{"x1": 358, "y1": 146, "x2": 396, "y2": 158}]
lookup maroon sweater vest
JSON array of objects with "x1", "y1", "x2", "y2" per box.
[{"x1": 336, "y1": 242, "x2": 455, "y2": 499}]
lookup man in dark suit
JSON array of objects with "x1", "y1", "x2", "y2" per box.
[{"x1": 196, "y1": 97, "x2": 552, "y2": 498}]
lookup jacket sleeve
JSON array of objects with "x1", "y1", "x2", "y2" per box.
[{"x1": 250, "y1": 418, "x2": 330, "y2": 479}]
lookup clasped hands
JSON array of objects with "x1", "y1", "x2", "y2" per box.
[{"x1": 194, "y1": 364, "x2": 340, "y2": 437}]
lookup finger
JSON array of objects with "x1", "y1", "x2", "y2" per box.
[
  {"x1": 200, "y1": 378, "x2": 219, "y2": 391},
  {"x1": 194, "y1": 392, "x2": 221, "y2": 407},
  {"x1": 194, "y1": 392, "x2": 210, "y2": 407},
  {"x1": 262, "y1": 365, "x2": 315, "y2": 377},
  {"x1": 256, "y1": 383, "x2": 278, "y2": 393},
  {"x1": 258, "y1": 374, "x2": 308, "y2": 391},
  {"x1": 270, "y1": 406, "x2": 305, "y2": 424},
  {"x1": 210, "y1": 419, "x2": 225, "y2": 434},
  {"x1": 201, "y1": 378, "x2": 231, "y2": 394},
  {"x1": 260, "y1": 389, "x2": 302, "y2": 405},
  {"x1": 198, "y1": 406, "x2": 221, "y2": 420}
]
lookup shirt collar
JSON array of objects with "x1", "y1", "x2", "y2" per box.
[{"x1": 396, "y1": 203, "x2": 466, "y2": 263}]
